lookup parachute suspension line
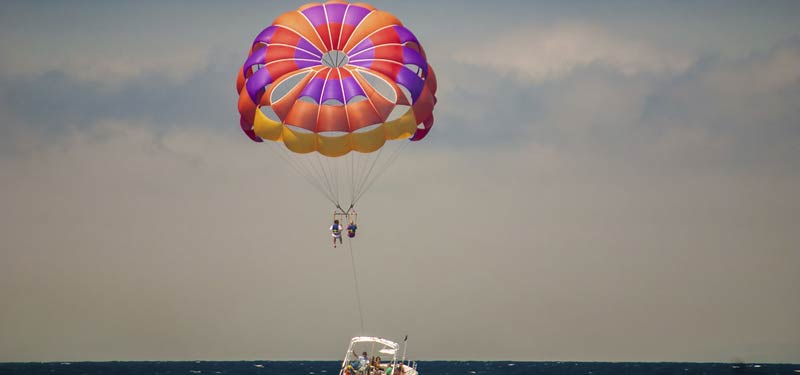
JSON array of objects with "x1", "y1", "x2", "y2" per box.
[
  {"x1": 294, "y1": 153, "x2": 333, "y2": 200},
  {"x1": 331, "y1": 154, "x2": 342, "y2": 205},
  {"x1": 349, "y1": 151, "x2": 356, "y2": 207},
  {"x1": 350, "y1": 150, "x2": 368, "y2": 205},
  {"x1": 265, "y1": 143, "x2": 338, "y2": 206},
  {"x1": 310, "y1": 154, "x2": 340, "y2": 206},
  {"x1": 353, "y1": 140, "x2": 410, "y2": 207},
  {"x1": 347, "y1": 151, "x2": 359, "y2": 208},
  {"x1": 347, "y1": 237, "x2": 365, "y2": 333},
  {"x1": 329, "y1": 154, "x2": 342, "y2": 207},
  {"x1": 295, "y1": 152, "x2": 339, "y2": 206},
  {"x1": 295, "y1": 159, "x2": 337, "y2": 206},
  {"x1": 276, "y1": 147, "x2": 328, "y2": 202},
  {"x1": 313, "y1": 152, "x2": 340, "y2": 207},
  {"x1": 322, "y1": 154, "x2": 335, "y2": 204},
  {"x1": 311, "y1": 153, "x2": 331, "y2": 204},
  {"x1": 352, "y1": 149, "x2": 369, "y2": 206},
  {"x1": 349, "y1": 145, "x2": 385, "y2": 208}
]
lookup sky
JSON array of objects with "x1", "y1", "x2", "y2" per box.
[{"x1": 1, "y1": 0, "x2": 799, "y2": 364}]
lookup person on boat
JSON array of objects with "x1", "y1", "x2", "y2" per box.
[
  {"x1": 331, "y1": 219, "x2": 343, "y2": 247},
  {"x1": 347, "y1": 355, "x2": 360, "y2": 373},
  {"x1": 347, "y1": 220, "x2": 358, "y2": 238},
  {"x1": 351, "y1": 350, "x2": 369, "y2": 371}
]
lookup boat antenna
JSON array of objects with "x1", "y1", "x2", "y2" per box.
[{"x1": 401, "y1": 334, "x2": 408, "y2": 365}]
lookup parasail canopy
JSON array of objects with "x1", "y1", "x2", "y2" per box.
[
  {"x1": 236, "y1": 1, "x2": 437, "y2": 208},
  {"x1": 237, "y1": 0, "x2": 437, "y2": 155}
]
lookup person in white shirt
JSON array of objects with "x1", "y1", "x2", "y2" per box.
[{"x1": 330, "y1": 219, "x2": 343, "y2": 248}]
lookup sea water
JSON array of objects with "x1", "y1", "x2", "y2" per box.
[{"x1": 0, "y1": 361, "x2": 798, "y2": 375}]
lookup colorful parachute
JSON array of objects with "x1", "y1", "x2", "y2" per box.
[{"x1": 236, "y1": 1, "x2": 437, "y2": 209}]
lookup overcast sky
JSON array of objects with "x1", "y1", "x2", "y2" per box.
[{"x1": 1, "y1": 0, "x2": 799, "y2": 364}]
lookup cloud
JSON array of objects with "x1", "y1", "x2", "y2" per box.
[
  {"x1": 703, "y1": 40, "x2": 800, "y2": 94},
  {"x1": 438, "y1": 36, "x2": 800, "y2": 178},
  {"x1": 454, "y1": 23, "x2": 693, "y2": 82},
  {"x1": 0, "y1": 23, "x2": 213, "y2": 87},
  {"x1": 0, "y1": 1, "x2": 256, "y2": 87},
  {"x1": 639, "y1": 40, "x2": 800, "y2": 171},
  {"x1": 3, "y1": 30, "x2": 798, "y2": 181},
  {"x1": 0, "y1": 51, "x2": 239, "y2": 143}
]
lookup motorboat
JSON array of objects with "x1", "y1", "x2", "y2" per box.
[{"x1": 338, "y1": 336, "x2": 418, "y2": 375}]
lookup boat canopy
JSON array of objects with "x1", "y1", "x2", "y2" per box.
[{"x1": 349, "y1": 336, "x2": 399, "y2": 350}]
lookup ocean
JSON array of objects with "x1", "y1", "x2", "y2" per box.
[{"x1": 0, "y1": 361, "x2": 797, "y2": 375}]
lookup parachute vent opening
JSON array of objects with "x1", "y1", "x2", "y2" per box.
[
  {"x1": 284, "y1": 124, "x2": 314, "y2": 134},
  {"x1": 299, "y1": 96, "x2": 317, "y2": 103},
  {"x1": 398, "y1": 85, "x2": 413, "y2": 104},
  {"x1": 245, "y1": 44, "x2": 268, "y2": 78},
  {"x1": 250, "y1": 63, "x2": 264, "y2": 76},
  {"x1": 321, "y1": 50, "x2": 349, "y2": 68},
  {"x1": 386, "y1": 105, "x2": 410, "y2": 122},
  {"x1": 322, "y1": 98, "x2": 345, "y2": 106},
  {"x1": 259, "y1": 106, "x2": 281, "y2": 122},
  {"x1": 318, "y1": 130, "x2": 349, "y2": 137},
  {"x1": 270, "y1": 71, "x2": 312, "y2": 103},
  {"x1": 404, "y1": 64, "x2": 425, "y2": 78},
  {"x1": 352, "y1": 123, "x2": 381, "y2": 134},
  {"x1": 347, "y1": 95, "x2": 368, "y2": 104},
  {"x1": 359, "y1": 70, "x2": 397, "y2": 103}
]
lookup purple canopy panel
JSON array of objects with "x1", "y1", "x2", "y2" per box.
[
  {"x1": 348, "y1": 39, "x2": 374, "y2": 57},
  {"x1": 300, "y1": 76, "x2": 326, "y2": 102},
  {"x1": 296, "y1": 38, "x2": 323, "y2": 56},
  {"x1": 293, "y1": 48, "x2": 322, "y2": 61},
  {"x1": 245, "y1": 68, "x2": 273, "y2": 102},
  {"x1": 343, "y1": 5, "x2": 372, "y2": 27},
  {"x1": 295, "y1": 60, "x2": 320, "y2": 69},
  {"x1": 342, "y1": 76, "x2": 365, "y2": 102},
  {"x1": 325, "y1": 3, "x2": 347, "y2": 24},
  {"x1": 321, "y1": 78, "x2": 345, "y2": 103},
  {"x1": 401, "y1": 46, "x2": 428, "y2": 76},
  {"x1": 253, "y1": 26, "x2": 278, "y2": 44},
  {"x1": 395, "y1": 68, "x2": 424, "y2": 102},
  {"x1": 243, "y1": 51, "x2": 267, "y2": 73},
  {"x1": 393, "y1": 26, "x2": 420, "y2": 46},
  {"x1": 301, "y1": 5, "x2": 327, "y2": 27}
]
